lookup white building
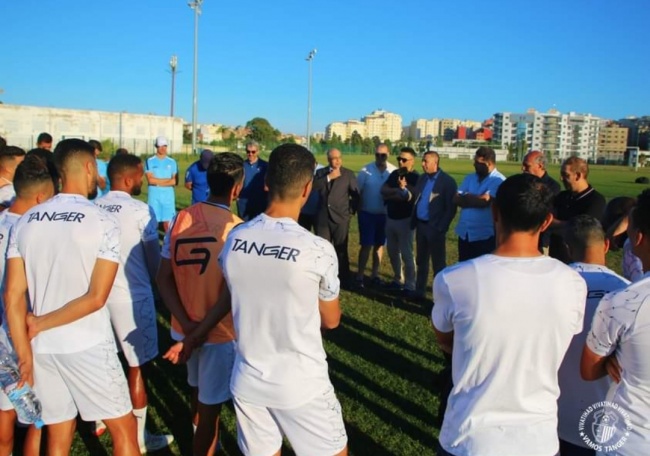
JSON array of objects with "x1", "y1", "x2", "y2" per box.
[
  {"x1": 0, "y1": 104, "x2": 184, "y2": 154},
  {"x1": 325, "y1": 110, "x2": 402, "y2": 142},
  {"x1": 493, "y1": 109, "x2": 601, "y2": 161}
]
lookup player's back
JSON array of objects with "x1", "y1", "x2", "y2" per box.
[
  {"x1": 434, "y1": 254, "x2": 586, "y2": 455},
  {"x1": 9, "y1": 193, "x2": 119, "y2": 354},
  {"x1": 95, "y1": 191, "x2": 158, "y2": 302},
  {"x1": 220, "y1": 213, "x2": 339, "y2": 408}
]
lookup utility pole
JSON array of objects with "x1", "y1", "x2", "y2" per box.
[
  {"x1": 305, "y1": 49, "x2": 317, "y2": 151},
  {"x1": 189, "y1": 0, "x2": 203, "y2": 154},
  {"x1": 169, "y1": 55, "x2": 178, "y2": 117}
]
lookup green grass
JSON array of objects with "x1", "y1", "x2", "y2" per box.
[{"x1": 40, "y1": 153, "x2": 650, "y2": 455}]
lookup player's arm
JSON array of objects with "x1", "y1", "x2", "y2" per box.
[
  {"x1": 319, "y1": 297, "x2": 341, "y2": 330},
  {"x1": 4, "y1": 257, "x2": 34, "y2": 385},
  {"x1": 164, "y1": 286, "x2": 232, "y2": 364},
  {"x1": 143, "y1": 239, "x2": 161, "y2": 283},
  {"x1": 433, "y1": 327, "x2": 454, "y2": 354},
  {"x1": 580, "y1": 346, "x2": 621, "y2": 383},
  {"x1": 156, "y1": 258, "x2": 195, "y2": 333},
  {"x1": 27, "y1": 258, "x2": 118, "y2": 338},
  {"x1": 97, "y1": 175, "x2": 107, "y2": 190}
]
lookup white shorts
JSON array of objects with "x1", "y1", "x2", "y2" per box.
[
  {"x1": 107, "y1": 296, "x2": 159, "y2": 367},
  {"x1": 33, "y1": 340, "x2": 132, "y2": 424},
  {"x1": 234, "y1": 386, "x2": 347, "y2": 456},
  {"x1": 187, "y1": 341, "x2": 235, "y2": 405}
]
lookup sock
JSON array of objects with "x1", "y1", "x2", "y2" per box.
[{"x1": 133, "y1": 406, "x2": 147, "y2": 447}]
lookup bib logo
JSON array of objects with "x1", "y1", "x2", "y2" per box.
[
  {"x1": 174, "y1": 237, "x2": 218, "y2": 275},
  {"x1": 579, "y1": 401, "x2": 632, "y2": 453}
]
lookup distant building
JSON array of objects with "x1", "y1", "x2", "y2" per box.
[
  {"x1": 0, "y1": 104, "x2": 184, "y2": 154},
  {"x1": 325, "y1": 110, "x2": 402, "y2": 141},
  {"x1": 493, "y1": 108, "x2": 601, "y2": 161},
  {"x1": 597, "y1": 122, "x2": 629, "y2": 162},
  {"x1": 617, "y1": 116, "x2": 650, "y2": 150},
  {"x1": 196, "y1": 123, "x2": 224, "y2": 143}
]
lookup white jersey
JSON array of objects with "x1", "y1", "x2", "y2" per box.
[
  {"x1": 95, "y1": 191, "x2": 158, "y2": 302},
  {"x1": 432, "y1": 254, "x2": 586, "y2": 456},
  {"x1": 558, "y1": 263, "x2": 630, "y2": 447},
  {"x1": 219, "y1": 214, "x2": 340, "y2": 409},
  {"x1": 0, "y1": 211, "x2": 20, "y2": 330},
  {"x1": 7, "y1": 193, "x2": 120, "y2": 354},
  {"x1": 586, "y1": 273, "x2": 650, "y2": 455},
  {"x1": 0, "y1": 184, "x2": 15, "y2": 207}
]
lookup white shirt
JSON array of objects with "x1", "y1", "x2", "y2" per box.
[
  {"x1": 586, "y1": 273, "x2": 650, "y2": 455},
  {"x1": 7, "y1": 193, "x2": 121, "y2": 354},
  {"x1": 558, "y1": 263, "x2": 630, "y2": 447},
  {"x1": 432, "y1": 254, "x2": 586, "y2": 456},
  {"x1": 95, "y1": 191, "x2": 158, "y2": 303},
  {"x1": 219, "y1": 214, "x2": 339, "y2": 409},
  {"x1": 357, "y1": 161, "x2": 397, "y2": 214},
  {"x1": 455, "y1": 169, "x2": 506, "y2": 241},
  {"x1": 0, "y1": 211, "x2": 20, "y2": 330},
  {"x1": 622, "y1": 238, "x2": 644, "y2": 283},
  {"x1": 0, "y1": 184, "x2": 16, "y2": 207}
]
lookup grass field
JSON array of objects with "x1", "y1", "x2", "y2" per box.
[{"x1": 45, "y1": 153, "x2": 650, "y2": 456}]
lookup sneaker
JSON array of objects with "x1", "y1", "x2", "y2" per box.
[
  {"x1": 353, "y1": 277, "x2": 365, "y2": 289},
  {"x1": 370, "y1": 276, "x2": 384, "y2": 287},
  {"x1": 91, "y1": 420, "x2": 107, "y2": 437},
  {"x1": 140, "y1": 432, "x2": 174, "y2": 454}
]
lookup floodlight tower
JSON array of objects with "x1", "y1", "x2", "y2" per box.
[
  {"x1": 189, "y1": 0, "x2": 203, "y2": 154},
  {"x1": 169, "y1": 55, "x2": 178, "y2": 117},
  {"x1": 306, "y1": 49, "x2": 317, "y2": 151}
]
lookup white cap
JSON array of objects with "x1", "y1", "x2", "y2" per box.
[{"x1": 154, "y1": 136, "x2": 168, "y2": 147}]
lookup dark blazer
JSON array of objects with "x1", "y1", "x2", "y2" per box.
[
  {"x1": 312, "y1": 167, "x2": 359, "y2": 225},
  {"x1": 410, "y1": 169, "x2": 458, "y2": 232}
]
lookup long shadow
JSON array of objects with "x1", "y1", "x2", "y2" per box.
[
  {"x1": 340, "y1": 314, "x2": 443, "y2": 365},
  {"x1": 342, "y1": 284, "x2": 432, "y2": 318},
  {"x1": 328, "y1": 357, "x2": 438, "y2": 425},
  {"x1": 326, "y1": 322, "x2": 440, "y2": 391},
  {"x1": 345, "y1": 421, "x2": 391, "y2": 456},
  {"x1": 331, "y1": 370, "x2": 437, "y2": 449}
]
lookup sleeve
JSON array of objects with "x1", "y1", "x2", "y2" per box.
[
  {"x1": 357, "y1": 168, "x2": 367, "y2": 193},
  {"x1": 432, "y1": 272, "x2": 454, "y2": 333},
  {"x1": 98, "y1": 214, "x2": 121, "y2": 263},
  {"x1": 585, "y1": 291, "x2": 631, "y2": 357},
  {"x1": 317, "y1": 240, "x2": 340, "y2": 302},
  {"x1": 457, "y1": 175, "x2": 470, "y2": 194},
  {"x1": 172, "y1": 158, "x2": 178, "y2": 175},
  {"x1": 140, "y1": 205, "x2": 159, "y2": 242},
  {"x1": 487, "y1": 175, "x2": 504, "y2": 197},
  {"x1": 6, "y1": 223, "x2": 21, "y2": 260},
  {"x1": 144, "y1": 158, "x2": 150, "y2": 172},
  {"x1": 185, "y1": 165, "x2": 193, "y2": 184},
  {"x1": 160, "y1": 214, "x2": 178, "y2": 259},
  {"x1": 623, "y1": 240, "x2": 644, "y2": 282}
]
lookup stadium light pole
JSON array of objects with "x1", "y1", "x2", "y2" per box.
[
  {"x1": 189, "y1": 0, "x2": 203, "y2": 154},
  {"x1": 169, "y1": 55, "x2": 178, "y2": 117},
  {"x1": 306, "y1": 49, "x2": 317, "y2": 151}
]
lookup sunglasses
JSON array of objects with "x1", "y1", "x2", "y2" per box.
[
  {"x1": 397, "y1": 157, "x2": 411, "y2": 163},
  {"x1": 246, "y1": 150, "x2": 257, "y2": 154},
  {"x1": 375, "y1": 153, "x2": 388, "y2": 158}
]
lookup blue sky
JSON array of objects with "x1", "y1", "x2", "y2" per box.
[{"x1": 2, "y1": 0, "x2": 649, "y2": 134}]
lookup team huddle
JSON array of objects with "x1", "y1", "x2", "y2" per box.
[{"x1": 0, "y1": 132, "x2": 647, "y2": 456}]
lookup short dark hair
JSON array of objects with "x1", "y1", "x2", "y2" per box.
[
  {"x1": 0, "y1": 146, "x2": 26, "y2": 166},
  {"x1": 565, "y1": 215, "x2": 606, "y2": 261},
  {"x1": 267, "y1": 144, "x2": 315, "y2": 200},
  {"x1": 88, "y1": 139, "x2": 102, "y2": 152},
  {"x1": 495, "y1": 173, "x2": 553, "y2": 233},
  {"x1": 26, "y1": 148, "x2": 59, "y2": 187},
  {"x1": 207, "y1": 152, "x2": 244, "y2": 197},
  {"x1": 602, "y1": 196, "x2": 636, "y2": 233},
  {"x1": 475, "y1": 146, "x2": 496, "y2": 163},
  {"x1": 630, "y1": 189, "x2": 650, "y2": 236},
  {"x1": 115, "y1": 148, "x2": 129, "y2": 155},
  {"x1": 0, "y1": 136, "x2": 6, "y2": 150},
  {"x1": 37, "y1": 132, "x2": 53, "y2": 145},
  {"x1": 107, "y1": 154, "x2": 141, "y2": 182},
  {"x1": 53, "y1": 139, "x2": 95, "y2": 174},
  {"x1": 13, "y1": 154, "x2": 55, "y2": 197},
  {"x1": 399, "y1": 147, "x2": 416, "y2": 157}
]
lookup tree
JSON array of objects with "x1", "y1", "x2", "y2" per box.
[
  {"x1": 245, "y1": 117, "x2": 280, "y2": 145},
  {"x1": 350, "y1": 130, "x2": 363, "y2": 150}
]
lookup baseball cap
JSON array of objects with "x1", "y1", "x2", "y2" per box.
[{"x1": 155, "y1": 136, "x2": 168, "y2": 147}]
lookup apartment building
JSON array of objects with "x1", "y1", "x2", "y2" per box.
[
  {"x1": 598, "y1": 122, "x2": 629, "y2": 162},
  {"x1": 325, "y1": 110, "x2": 402, "y2": 141}
]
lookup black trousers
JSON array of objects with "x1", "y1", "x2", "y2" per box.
[{"x1": 315, "y1": 217, "x2": 351, "y2": 284}]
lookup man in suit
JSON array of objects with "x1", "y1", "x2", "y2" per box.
[
  {"x1": 237, "y1": 140, "x2": 268, "y2": 221},
  {"x1": 412, "y1": 151, "x2": 457, "y2": 301},
  {"x1": 313, "y1": 148, "x2": 359, "y2": 288}
]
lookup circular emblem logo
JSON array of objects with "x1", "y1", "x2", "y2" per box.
[{"x1": 579, "y1": 401, "x2": 632, "y2": 453}]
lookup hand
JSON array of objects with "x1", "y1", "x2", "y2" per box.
[
  {"x1": 398, "y1": 176, "x2": 407, "y2": 190},
  {"x1": 478, "y1": 193, "x2": 491, "y2": 202},
  {"x1": 605, "y1": 355, "x2": 622, "y2": 383},
  {"x1": 180, "y1": 320, "x2": 199, "y2": 336},
  {"x1": 328, "y1": 168, "x2": 341, "y2": 181},
  {"x1": 17, "y1": 358, "x2": 33, "y2": 388},
  {"x1": 163, "y1": 341, "x2": 192, "y2": 365},
  {"x1": 26, "y1": 313, "x2": 39, "y2": 341}
]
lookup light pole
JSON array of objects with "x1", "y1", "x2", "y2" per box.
[
  {"x1": 189, "y1": 0, "x2": 203, "y2": 154},
  {"x1": 305, "y1": 49, "x2": 317, "y2": 151},
  {"x1": 169, "y1": 55, "x2": 178, "y2": 117}
]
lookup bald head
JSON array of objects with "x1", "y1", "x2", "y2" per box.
[{"x1": 522, "y1": 150, "x2": 546, "y2": 178}]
